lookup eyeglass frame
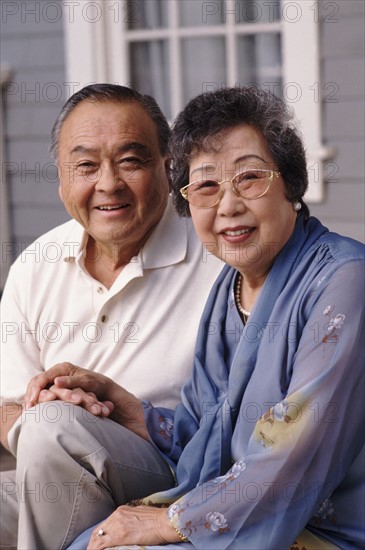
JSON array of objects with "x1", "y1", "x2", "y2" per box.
[{"x1": 180, "y1": 168, "x2": 281, "y2": 209}]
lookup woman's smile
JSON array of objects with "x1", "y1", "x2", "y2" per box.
[{"x1": 219, "y1": 225, "x2": 255, "y2": 243}]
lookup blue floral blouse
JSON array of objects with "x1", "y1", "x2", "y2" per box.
[{"x1": 141, "y1": 216, "x2": 365, "y2": 549}]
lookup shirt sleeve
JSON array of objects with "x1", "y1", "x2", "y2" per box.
[
  {"x1": 0, "y1": 264, "x2": 43, "y2": 404},
  {"x1": 168, "y1": 260, "x2": 365, "y2": 549}
]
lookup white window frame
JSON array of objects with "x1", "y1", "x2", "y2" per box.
[{"x1": 63, "y1": 0, "x2": 331, "y2": 202}]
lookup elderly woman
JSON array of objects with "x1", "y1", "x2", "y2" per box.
[{"x1": 27, "y1": 87, "x2": 364, "y2": 549}]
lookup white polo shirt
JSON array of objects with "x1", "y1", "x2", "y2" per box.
[{"x1": 1, "y1": 198, "x2": 223, "y2": 408}]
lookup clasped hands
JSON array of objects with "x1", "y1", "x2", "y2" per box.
[
  {"x1": 24, "y1": 363, "x2": 181, "y2": 548},
  {"x1": 25, "y1": 362, "x2": 116, "y2": 418},
  {"x1": 24, "y1": 362, "x2": 151, "y2": 439}
]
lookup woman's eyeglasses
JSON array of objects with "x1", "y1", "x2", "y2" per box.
[{"x1": 180, "y1": 169, "x2": 281, "y2": 209}]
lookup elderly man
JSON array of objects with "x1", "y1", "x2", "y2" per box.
[{"x1": 0, "y1": 84, "x2": 222, "y2": 549}]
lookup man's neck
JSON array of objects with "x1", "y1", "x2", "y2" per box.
[{"x1": 84, "y1": 239, "x2": 136, "y2": 289}]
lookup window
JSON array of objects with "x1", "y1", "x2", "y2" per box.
[
  {"x1": 63, "y1": 0, "x2": 329, "y2": 201},
  {"x1": 122, "y1": 0, "x2": 282, "y2": 120}
]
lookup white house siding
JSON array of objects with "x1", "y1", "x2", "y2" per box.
[
  {"x1": 309, "y1": 0, "x2": 365, "y2": 242},
  {"x1": 1, "y1": 2, "x2": 69, "y2": 262}
]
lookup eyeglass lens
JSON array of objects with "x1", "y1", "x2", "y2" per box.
[{"x1": 186, "y1": 169, "x2": 273, "y2": 207}]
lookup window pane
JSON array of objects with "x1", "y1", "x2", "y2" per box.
[
  {"x1": 237, "y1": 33, "x2": 282, "y2": 92},
  {"x1": 180, "y1": 0, "x2": 225, "y2": 26},
  {"x1": 129, "y1": 41, "x2": 171, "y2": 119},
  {"x1": 234, "y1": 0, "x2": 281, "y2": 24},
  {"x1": 181, "y1": 37, "x2": 226, "y2": 104},
  {"x1": 179, "y1": 0, "x2": 281, "y2": 26},
  {"x1": 126, "y1": 0, "x2": 168, "y2": 30}
]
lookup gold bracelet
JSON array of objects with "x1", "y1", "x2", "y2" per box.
[{"x1": 174, "y1": 526, "x2": 189, "y2": 543}]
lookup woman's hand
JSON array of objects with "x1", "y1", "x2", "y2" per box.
[
  {"x1": 87, "y1": 505, "x2": 180, "y2": 549},
  {"x1": 37, "y1": 384, "x2": 114, "y2": 418}
]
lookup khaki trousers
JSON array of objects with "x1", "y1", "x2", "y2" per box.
[{"x1": 0, "y1": 401, "x2": 174, "y2": 550}]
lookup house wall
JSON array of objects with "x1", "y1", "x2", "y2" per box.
[
  {"x1": 309, "y1": 0, "x2": 365, "y2": 242},
  {"x1": 1, "y1": 2, "x2": 69, "y2": 262},
  {"x1": 1, "y1": 0, "x2": 364, "y2": 265}
]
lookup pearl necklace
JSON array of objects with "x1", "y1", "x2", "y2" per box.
[{"x1": 235, "y1": 273, "x2": 251, "y2": 319}]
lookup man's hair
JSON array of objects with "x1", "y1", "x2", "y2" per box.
[
  {"x1": 170, "y1": 86, "x2": 309, "y2": 218},
  {"x1": 50, "y1": 83, "x2": 170, "y2": 161}
]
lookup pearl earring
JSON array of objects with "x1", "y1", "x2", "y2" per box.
[{"x1": 294, "y1": 202, "x2": 302, "y2": 212}]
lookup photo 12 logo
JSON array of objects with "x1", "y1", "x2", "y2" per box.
[{"x1": 1, "y1": 1, "x2": 141, "y2": 25}]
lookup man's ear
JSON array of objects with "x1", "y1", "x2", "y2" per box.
[
  {"x1": 165, "y1": 157, "x2": 172, "y2": 191},
  {"x1": 57, "y1": 165, "x2": 64, "y2": 202}
]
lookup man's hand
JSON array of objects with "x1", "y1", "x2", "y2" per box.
[
  {"x1": 25, "y1": 363, "x2": 149, "y2": 440},
  {"x1": 86, "y1": 505, "x2": 180, "y2": 549},
  {"x1": 25, "y1": 362, "x2": 103, "y2": 409}
]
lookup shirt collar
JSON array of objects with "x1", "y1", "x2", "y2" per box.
[
  {"x1": 71, "y1": 195, "x2": 188, "y2": 270},
  {"x1": 140, "y1": 195, "x2": 188, "y2": 269}
]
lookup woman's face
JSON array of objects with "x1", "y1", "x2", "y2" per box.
[{"x1": 188, "y1": 124, "x2": 297, "y2": 282}]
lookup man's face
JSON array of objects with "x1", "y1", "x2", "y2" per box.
[{"x1": 57, "y1": 100, "x2": 170, "y2": 255}]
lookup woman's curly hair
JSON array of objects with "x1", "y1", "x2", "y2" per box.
[{"x1": 170, "y1": 86, "x2": 309, "y2": 218}]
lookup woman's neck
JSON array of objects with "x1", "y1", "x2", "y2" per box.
[{"x1": 237, "y1": 270, "x2": 268, "y2": 314}]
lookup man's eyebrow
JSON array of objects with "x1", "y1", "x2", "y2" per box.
[
  {"x1": 190, "y1": 154, "x2": 268, "y2": 177},
  {"x1": 69, "y1": 142, "x2": 150, "y2": 156},
  {"x1": 70, "y1": 145, "x2": 98, "y2": 156},
  {"x1": 115, "y1": 142, "x2": 150, "y2": 155}
]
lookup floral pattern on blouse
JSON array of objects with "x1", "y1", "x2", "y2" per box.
[
  {"x1": 272, "y1": 400, "x2": 291, "y2": 421},
  {"x1": 210, "y1": 457, "x2": 247, "y2": 485},
  {"x1": 159, "y1": 416, "x2": 174, "y2": 439},
  {"x1": 205, "y1": 511, "x2": 228, "y2": 532},
  {"x1": 323, "y1": 305, "x2": 333, "y2": 316},
  {"x1": 167, "y1": 461, "x2": 248, "y2": 538},
  {"x1": 260, "y1": 399, "x2": 297, "y2": 426},
  {"x1": 327, "y1": 314, "x2": 346, "y2": 333},
  {"x1": 315, "y1": 497, "x2": 335, "y2": 519},
  {"x1": 255, "y1": 397, "x2": 303, "y2": 449},
  {"x1": 322, "y1": 306, "x2": 346, "y2": 343},
  {"x1": 313, "y1": 497, "x2": 337, "y2": 527},
  {"x1": 169, "y1": 508, "x2": 230, "y2": 538},
  {"x1": 317, "y1": 275, "x2": 326, "y2": 287}
]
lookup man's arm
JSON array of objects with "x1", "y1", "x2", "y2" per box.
[{"x1": 0, "y1": 403, "x2": 22, "y2": 451}]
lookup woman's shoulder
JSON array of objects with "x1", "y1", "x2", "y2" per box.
[
  {"x1": 308, "y1": 217, "x2": 365, "y2": 265},
  {"x1": 318, "y1": 232, "x2": 364, "y2": 264}
]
